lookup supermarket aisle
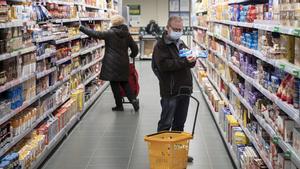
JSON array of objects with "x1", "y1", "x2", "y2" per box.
[{"x1": 41, "y1": 61, "x2": 234, "y2": 169}]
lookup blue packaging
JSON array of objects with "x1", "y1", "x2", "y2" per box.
[
  {"x1": 294, "y1": 78, "x2": 300, "y2": 109},
  {"x1": 179, "y1": 49, "x2": 192, "y2": 58}
]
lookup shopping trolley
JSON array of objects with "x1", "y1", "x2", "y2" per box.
[{"x1": 144, "y1": 87, "x2": 200, "y2": 169}]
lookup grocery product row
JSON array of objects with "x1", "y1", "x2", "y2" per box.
[
  {"x1": 0, "y1": 0, "x2": 118, "y2": 168},
  {"x1": 0, "y1": 81, "x2": 108, "y2": 169},
  {"x1": 193, "y1": 0, "x2": 300, "y2": 168}
]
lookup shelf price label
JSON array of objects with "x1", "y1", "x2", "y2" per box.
[
  {"x1": 273, "y1": 26, "x2": 280, "y2": 33},
  {"x1": 272, "y1": 136, "x2": 280, "y2": 144},
  {"x1": 293, "y1": 29, "x2": 300, "y2": 37},
  {"x1": 293, "y1": 70, "x2": 300, "y2": 78},
  {"x1": 284, "y1": 151, "x2": 292, "y2": 159},
  {"x1": 279, "y1": 64, "x2": 285, "y2": 71}
]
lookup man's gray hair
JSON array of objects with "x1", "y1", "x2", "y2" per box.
[{"x1": 167, "y1": 16, "x2": 183, "y2": 26}]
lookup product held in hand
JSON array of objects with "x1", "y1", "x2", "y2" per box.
[{"x1": 179, "y1": 49, "x2": 193, "y2": 58}]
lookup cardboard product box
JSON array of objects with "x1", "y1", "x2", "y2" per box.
[
  {"x1": 293, "y1": 128, "x2": 300, "y2": 156},
  {"x1": 226, "y1": 115, "x2": 239, "y2": 143},
  {"x1": 276, "y1": 115, "x2": 288, "y2": 138},
  {"x1": 217, "y1": 101, "x2": 225, "y2": 116},
  {"x1": 233, "y1": 130, "x2": 248, "y2": 145},
  {"x1": 36, "y1": 124, "x2": 49, "y2": 144},
  {"x1": 284, "y1": 119, "x2": 295, "y2": 143},
  {"x1": 270, "y1": 142, "x2": 278, "y2": 168},
  {"x1": 220, "y1": 107, "x2": 231, "y2": 131},
  {"x1": 47, "y1": 118, "x2": 58, "y2": 143}
]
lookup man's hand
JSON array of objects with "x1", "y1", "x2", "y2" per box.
[{"x1": 186, "y1": 56, "x2": 197, "y2": 63}]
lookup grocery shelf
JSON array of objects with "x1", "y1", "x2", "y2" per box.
[
  {"x1": 196, "y1": 9, "x2": 208, "y2": 14},
  {"x1": 33, "y1": 35, "x2": 55, "y2": 43},
  {"x1": 0, "y1": 20, "x2": 36, "y2": 29},
  {"x1": 55, "y1": 35, "x2": 81, "y2": 44},
  {"x1": 81, "y1": 34, "x2": 89, "y2": 39},
  {"x1": 207, "y1": 55, "x2": 300, "y2": 130},
  {"x1": 70, "y1": 66, "x2": 82, "y2": 76},
  {"x1": 45, "y1": 0, "x2": 74, "y2": 5},
  {"x1": 83, "y1": 72, "x2": 100, "y2": 86},
  {"x1": 192, "y1": 71, "x2": 240, "y2": 169},
  {"x1": 253, "y1": 112, "x2": 300, "y2": 168},
  {"x1": 210, "y1": 20, "x2": 300, "y2": 37},
  {"x1": 203, "y1": 69, "x2": 274, "y2": 169},
  {"x1": 71, "y1": 51, "x2": 81, "y2": 58},
  {"x1": 81, "y1": 57, "x2": 102, "y2": 71},
  {"x1": 0, "y1": 93, "x2": 39, "y2": 126},
  {"x1": 197, "y1": 59, "x2": 208, "y2": 69},
  {"x1": 80, "y1": 44, "x2": 104, "y2": 55},
  {"x1": 228, "y1": 0, "x2": 249, "y2": 4},
  {"x1": 56, "y1": 56, "x2": 71, "y2": 65},
  {"x1": 81, "y1": 82, "x2": 109, "y2": 115},
  {"x1": 240, "y1": 122, "x2": 274, "y2": 169},
  {"x1": 51, "y1": 18, "x2": 80, "y2": 23},
  {"x1": 226, "y1": 61, "x2": 300, "y2": 125},
  {"x1": 80, "y1": 17, "x2": 110, "y2": 21},
  {"x1": 207, "y1": 32, "x2": 300, "y2": 78},
  {"x1": 0, "y1": 96, "x2": 70, "y2": 158},
  {"x1": 30, "y1": 81, "x2": 109, "y2": 169},
  {"x1": 227, "y1": 76, "x2": 300, "y2": 168},
  {"x1": 0, "y1": 73, "x2": 74, "y2": 127},
  {"x1": 36, "y1": 67, "x2": 57, "y2": 79},
  {"x1": 208, "y1": 48, "x2": 228, "y2": 64},
  {"x1": 36, "y1": 50, "x2": 57, "y2": 61},
  {"x1": 30, "y1": 114, "x2": 78, "y2": 169},
  {"x1": 0, "y1": 73, "x2": 35, "y2": 93},
  {"x1": 75, "y1": 2, "x2": 103, "y2": 10},
  {"x1": 193, "y1": 39, "x2": 207, "y2": 50},
  {"x1": 193, "y1": 25, "x2": 208, "y2": 30},
  {"x1": 38, "y1": 81, "x2": 63, "y2": 98},
  {"x1": 0, "y1": 46, "x2": 37, "y2": 61}
]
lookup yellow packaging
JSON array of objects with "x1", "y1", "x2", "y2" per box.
[
  {"x1": 233, "y1": 131, "x2": 248, "y2": 145},
  {"x1": 287, "y1": 35, "x2": 295, "y2": 63},
  {"x1": 225, "y1": 115, "x2": 239, "y2": 140},
  {"x1": 71, "y1": 89, "x2": 84, "y2": 112},
  {"x1": 281, "y1": 35, "x2": 295, "y2": 63}
]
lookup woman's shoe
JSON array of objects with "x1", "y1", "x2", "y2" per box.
[
  {"x1": 132, "y1": 99, "x2": 139, "y2": 112},
  {"x1": 112, "y1": 106, "x2": 124, "y2": 111}
]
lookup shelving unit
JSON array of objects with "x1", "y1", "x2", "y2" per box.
[
  {"x1": 192, "y1": 0, "x2": 300, "y2": 168},
  {"x1": 0, "y1": 0, "x2": 117, "y2": 168}
]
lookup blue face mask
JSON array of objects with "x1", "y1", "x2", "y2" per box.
[{"x1": 169, "y1": 30, "x2": 183, "y2": 40}]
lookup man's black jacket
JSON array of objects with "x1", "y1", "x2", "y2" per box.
[{"x1": 152, "y1": 32, "x2": 196, "y2": 98}]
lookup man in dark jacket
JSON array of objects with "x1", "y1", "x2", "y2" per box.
[
  {"x1": 152, "y1": 16, "x2": 196, "y2": 162},
  {"x1": 79, "y1": 15, "x2": 139, "y2": 112},
  {"x1": 152, "y1": 16, "x2": 196, "y2": 132},
  {"x1": 145, "y1": 20, "x2": 160, "y2": 35}
]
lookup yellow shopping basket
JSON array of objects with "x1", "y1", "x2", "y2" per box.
[{"x1": 144, "y1": 94, "x2": 200, "y2": 169}]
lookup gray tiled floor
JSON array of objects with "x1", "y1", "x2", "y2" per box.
[{"x1": 41, "y1": 61, "x2": 235, "y2": 169}]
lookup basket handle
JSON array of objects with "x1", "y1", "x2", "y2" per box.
[{"x1": 146, "y1": 131, "x2": 182, "y2": 137}]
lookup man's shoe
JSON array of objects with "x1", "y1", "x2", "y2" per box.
[
  {"x1": 132, "y1": 99, "x2": 139, "y2": 112},
  {"x1": 187, "y1": 156, "x2": 193, "y2": 163},
  {"x1": 112, "y1": 106, "x2": 124, "y2": 111}
]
